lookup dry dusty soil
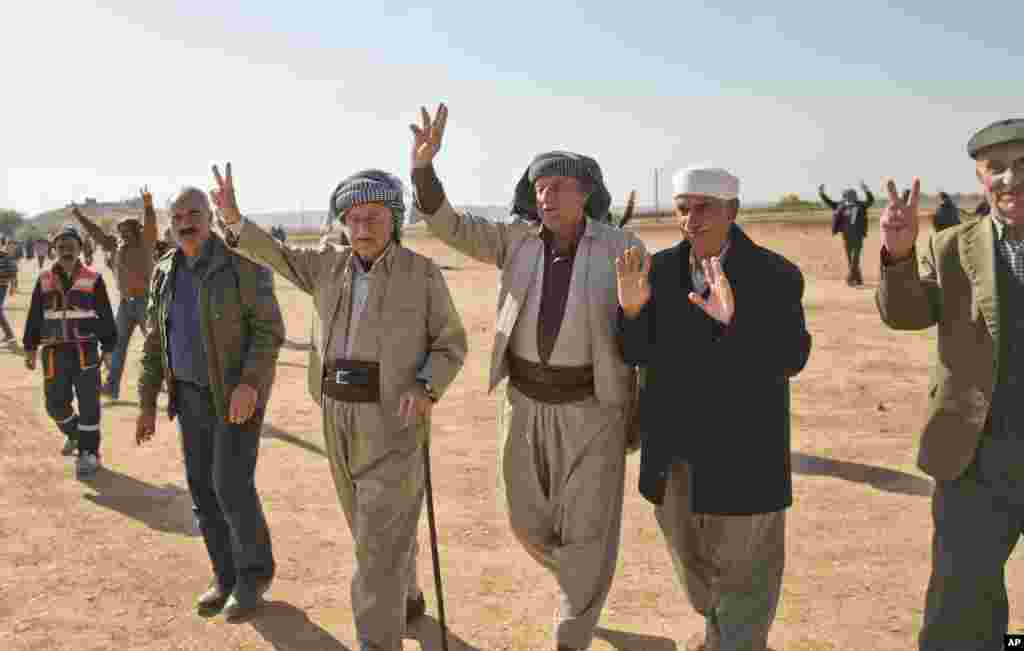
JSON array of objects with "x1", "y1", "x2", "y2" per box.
[{"x1": 3, "y1": 217, "x2": 1024, "y2": 650}]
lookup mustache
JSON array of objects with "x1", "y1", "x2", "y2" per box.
[{"x1": 178, "y1": 226, "x2": 198, "y2": 236}]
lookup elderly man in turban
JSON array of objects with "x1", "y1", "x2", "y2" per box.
[
  {"x1": 213, "y1": 163, "x2": 467, "y2": 651},
  {"x1": 409, "y1": 104, "x2": 643, "y2": 651},
  {"x1": 878, "y1": 118, "x2": 1024, "y2": 650},
  {"x1": 617, "y1": 165, "x2": 811, "y2": 651}
]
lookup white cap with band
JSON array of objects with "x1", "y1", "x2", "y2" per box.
[{"x1": 672, "y1": 165, "x2": 740, "y2": 200}]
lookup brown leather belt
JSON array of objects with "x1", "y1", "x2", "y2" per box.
[
  {"x1": 323, "y1": 359, "x2": 381, "y2": 403},
  {"x1": 507, "y1": 352, "x2": 594, "y2": 404}
]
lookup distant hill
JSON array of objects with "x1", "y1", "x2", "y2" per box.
[{"x1": 23, "y1": 197, "x2": 165, "y2": 240}]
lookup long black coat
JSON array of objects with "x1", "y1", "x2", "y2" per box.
[{"x1": 618, "y1": 225, "x2": 811, "y2": 514}]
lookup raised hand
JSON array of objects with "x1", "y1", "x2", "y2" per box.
[
  {"x1": 210, "y1": 163, "x2": 242, "y2": 224},
  {"x1": 70, "y1": 203, "x2": 84, "y2": 220},
  {"x1": 615, "y1": 246, "x2": 652, "y2": 318},
  {"x1": 879, "y1": 177, "x2": 920, "y2": 260},
  {"x1": 410, "y1": 103, "x2": 447, "y2": 169},
  {"x1": 140, "y1": 185, "x2": 153, "y2": 210},
  {"x1": 688, "y1": 256, "x2": 735, "y2": 324},
  {"x1": 619, "y1": 189, "x2": 637, "y2": 228}
]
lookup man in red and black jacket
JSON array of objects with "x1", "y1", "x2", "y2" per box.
[{"x1": 23, "y1": 224, "x2": 117, "y2": 478}]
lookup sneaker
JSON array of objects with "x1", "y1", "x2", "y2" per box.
[
  {"x1": 61, "y1": 437, "x2": 78, "y2": 456},
  {"x1": 75, "y1": 452, "x2": 101, "y2": 479}
]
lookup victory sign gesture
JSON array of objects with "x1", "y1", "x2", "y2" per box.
[
  {"x1": 210, "y1": 162, "x2": 242, "y2": 225},
  {"x1": 688, "y1": 256, "x2": 735, "y2": 325},
  {"x1": 615, "y1": 246, "x2": 652, "y2": 318},
  {"x1": 410, "y1": 103, "x2": 448, "y2": 169},
  {"x1": 879, "y1": 177, "x2": 921, "y2": 260}
]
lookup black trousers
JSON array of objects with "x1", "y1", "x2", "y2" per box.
[
  {"x1": 920, "y1": 435, "x2": 1024, "y2": 651},
  {"x1": 175, "y1": 381, "x2": 275, "y2": 593},
  {"x1": 843, "y1": 233, "x2": 864, "y2": 283},
  {"x1": 42, "y1": 344, "x2": 101, "y2": 454}
]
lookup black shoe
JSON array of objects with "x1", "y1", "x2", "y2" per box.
[
  {"x1": 223, "y1": 577, "x2": 272, "y2": 621},
  {"x1": 196, "y1": 582, "x2": 232, "y2": 613},
  {"x1": 406, "y1": 592, "x2": 426, "y2": 622}
]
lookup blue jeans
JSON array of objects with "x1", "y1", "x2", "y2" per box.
[
  {"x1": 107, "y1": 296, "x2": 147, "y2": 397},
  {"x1": 0, "y1": 284, "x2": 14, "y2": 340}
]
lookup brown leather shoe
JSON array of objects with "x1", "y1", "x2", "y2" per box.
[
  {"x1": 196, "y1": 582, "x2": 231, "y2": 612},
  {"x1": 222, "y1": 577, "x2": 272, "y2": 621},
  {"x1": 406, "y1": 592, "x2": 426, "y2": 622}
]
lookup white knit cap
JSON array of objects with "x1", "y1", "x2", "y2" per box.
[{"x1": 672, "y1": 165, "x2": 740, "y2": 200}]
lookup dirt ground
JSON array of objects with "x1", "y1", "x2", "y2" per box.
[{"x1": 3, "y1": 218, "x2": 1024, "y2": 651}]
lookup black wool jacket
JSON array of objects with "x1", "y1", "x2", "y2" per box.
[{"x1": 618, "y1": 224, "x2": 811, "y2": 514}]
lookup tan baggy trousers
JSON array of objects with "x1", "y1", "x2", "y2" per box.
[
  {"x1": 322, "y1": 396, "x2": 425, "y2": 651},
  {"x1": 499, "y1": 384, "x2": 627, "y2": 650},
  {"x1": 655, "y1": 461, "x2": 786, "y2": 651}
]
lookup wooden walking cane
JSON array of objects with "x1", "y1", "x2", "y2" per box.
[{"x1": 423, "y1": 439, "x2": 449, "y2": 651}]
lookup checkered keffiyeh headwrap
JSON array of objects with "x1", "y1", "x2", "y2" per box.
[
  {"x1": 325, "y1": 169, "x2": 405, "y2": 241},
  {"x1": 511, "y1": 151, "x2": 613, "y2": 223}
]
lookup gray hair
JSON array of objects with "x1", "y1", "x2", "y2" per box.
[{"x1": 169, "y1": 186, "x2": 213, "y2": 217}]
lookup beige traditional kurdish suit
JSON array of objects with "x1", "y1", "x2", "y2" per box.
[
  {"x1": 417, "y1": 194, "x2": 643, "y2": 649},
  {"x1": 227, "y1": 219, "x2": 466, "y2": 651}
]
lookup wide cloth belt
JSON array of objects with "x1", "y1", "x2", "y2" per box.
[
  {"x1": 507, "y1": 352, "x2": 594, "y2": 404},
  {"x1": 323, "y1": 359, "x2": 381, "y2": 403},
  {"x1": 44, "y1": 308, "x2": 97, "y2": 320}
]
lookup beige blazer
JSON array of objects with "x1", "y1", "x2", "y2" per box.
[
  {"x1": 230, "y1": 220, "x2": 467, "y2": 416},
  {"x1": 876, "y1": 216, "x2": 1004, "y2": 480},
  {"x1": 421, "y1": 200, "x2": 643, "y2": 406}
]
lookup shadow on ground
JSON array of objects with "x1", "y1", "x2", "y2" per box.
[
  {"x1": 81, "y1": 467, "x2": 198, "y2": 536},
  {"x1": 594, "y1": 626, "x2": 678, "y2": 650},
  {"x1": 792, "y1": 452, "x2": 933, "y2": 497},
  {"x1": 408, "y1": 614, "x2": 484, "y2": 651},
  {"x1": 262, "y1": 423, "x2": 325, "y2": 458},
  {"x1": 249, "y1": 601, "x2": 353, "y2": 651}
]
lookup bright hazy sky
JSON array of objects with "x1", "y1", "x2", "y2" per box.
[{"x1": 3, "y1": 1, "x2": 1022, "y2": 216}]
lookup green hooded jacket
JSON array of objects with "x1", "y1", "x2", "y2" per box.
[{"x1": 138, "y1": 233, "x2": 284, "y2": 422}]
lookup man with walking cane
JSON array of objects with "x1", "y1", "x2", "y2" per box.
[{"x1": 214, "y1": 163, "x2": 467, "y2": 651}]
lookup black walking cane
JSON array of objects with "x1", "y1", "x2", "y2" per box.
[{"x1": 423, "y1": 439, "x2": 449, "y2": 651}]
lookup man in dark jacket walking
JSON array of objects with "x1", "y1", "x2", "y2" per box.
[
  {"x1": 617, "y1": 165, "x2": 811, "y2": 651},
  {"x1": 820, "y1": 182, "x2": 874, "y2": 285},
  {"x1": 23, "y1": 224, "x2": 117, "y2": 476},
  {"x1": 136, "y1": 187, "x2": 284, "y2": 621}
]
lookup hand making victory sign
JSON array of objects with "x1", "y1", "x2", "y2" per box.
[
  {"x1": 210, "y1": 162, "x2": 242, "y2": 225},
  {"x1": 410, "y1": 103, "x2": 448, "y2": 169},
  {"x1": 879, "y1": 177, "x2": 921, "y2": 260}
]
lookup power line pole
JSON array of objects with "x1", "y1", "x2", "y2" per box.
[{"x1": 653, "y1": 168, "x2": 662, "y2": 222}]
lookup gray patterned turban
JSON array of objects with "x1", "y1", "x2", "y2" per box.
[
  {"x1": 511, "y1": 151, "x2": 613, "y2": 223},
  {"x1": 325, "y1": 169, "x2": 405, "y2": 242}
]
